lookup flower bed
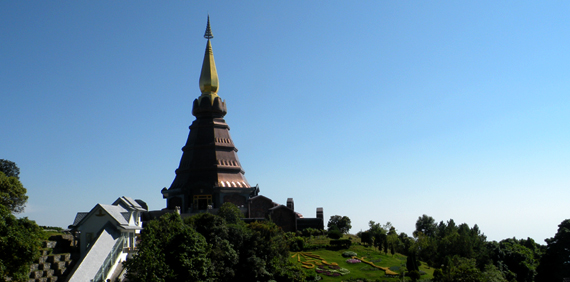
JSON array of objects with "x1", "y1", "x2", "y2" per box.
[
  {"x1": 315, "y1": 265, "x2": 350, "y2": 276},
  {"x1": 346, "y1": 258, "x2": 361, "y2": 264},
  {"x1": 342, "y1": 251, "x2": 357, "y2": 258},
  {"x1": 290, "y1": 252, "x2": 350, "y2": 276}
]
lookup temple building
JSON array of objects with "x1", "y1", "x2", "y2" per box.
[
  {"x1": 160, "y1": 17, "x2": 259, "y2": 213},
  {"x1": 152, "y1": 17, "x2": 323, "y2": 232}
]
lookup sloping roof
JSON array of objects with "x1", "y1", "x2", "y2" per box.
[
  {"x1": 249, "y1": 195, "x2": 278, "y2": 206},
  {"x1": 113, "y1": 196, "x2": 146, "y2": 211},
  {"x1": 98, "y1": 204, "x2": 129, "y2": 226},
  {"x1": 68, "y1": 223, "x2": 120, "y2": 282},
  {"x1": 72, "y1": 196, "x2": 147, "y2": 229},
  {"x1": 73, "y1": 204, "x2": 129, "y2": 228},
  {"x1": 71, "y1": 212, "x2": 89, "y2": 227},
  {"x1": 269, "y1": 204, "x2": 295, "y2": 212}
]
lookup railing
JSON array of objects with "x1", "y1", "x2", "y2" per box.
[{"x1": 92, "y1": 235, "x2": 125, "y2": 282}]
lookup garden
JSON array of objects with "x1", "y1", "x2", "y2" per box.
[{"x1": 288, "y1": 236, "x2": 434, "y2": 281}]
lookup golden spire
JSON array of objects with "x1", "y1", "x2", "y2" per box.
[{"x1": 198, "y1": 15, "x2": 219, "y2": 104}]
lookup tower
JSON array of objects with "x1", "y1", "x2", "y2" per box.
[{"x1": 162, "y1": 17, "x2": 258, "y2": 213}]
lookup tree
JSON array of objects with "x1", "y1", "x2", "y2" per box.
[
  {"x1": 415, "y1": 214, "x2": 436, "y2": 237},
  {"x1": 387, "y1": 226, "x2": 398, "y2": 255},
  {"x1": 327, "y1": 215, "x2": 351, "y2": 234},
  {"x1": 488, "y1": 238, "x2": 541, "y2": 282},
  {"x1": 435, "y1": 256, "x2": 483, "y2": 282},
  {"x1": 151, "y1": 212, "x2": 306, "y2": 282},
  {"x1": 406, "y1": 251, "x2": 420, "y2": 272},
  {"x1": 217, "y1": 202, "x2": 244, "y2": 225},
  {"x1": 0, "y1": 171, "x2": 28, "y2": 213},
  {"x1": 396, "y1": 232, "x2": 414, "y2": 255},
  {"x1": 359, "y1": 231, "x2": 373, "y2": 247},
  {"x1": 327, "y1": 225, "x2": 342, "y2": 239},
  {"x1": 125, "y1": 212, "x2": 211, "y2": 282},
  {"x1": 481, "y1": 264, "x2": 508, "y2": 282},
  {"x1": 536, "y1": 219, "x2": 570, "y2": 282},
  {"x1": 186, "y1": 212, "x2": 239, "y2": 281},
  {"x1": 366, "y1": 221, "x2": 387, "y2": 252},
  {"x1": 0, "y1": 160, "x2": 19, "y2": 179},
  {"x1": 0, "y1": 205, "x2": 44, "y2": 282}
]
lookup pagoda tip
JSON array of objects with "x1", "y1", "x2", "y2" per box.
[{"x1": 204, "y1": 15, "x2": 213, "y2": 39}]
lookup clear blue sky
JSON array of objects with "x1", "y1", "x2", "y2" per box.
[{"x1": 2, "y1": 1, "x2": 569, "y2": 243}]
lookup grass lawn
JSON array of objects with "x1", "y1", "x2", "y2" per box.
[{"x1": 289, "y1": 237, "x2": 434, "y2": 281}]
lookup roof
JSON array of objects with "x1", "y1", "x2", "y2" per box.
[
  {"x1": 71, "y1": 196, "x2": 145, "y2": 229},
  {"x1": 71, "y1": 212, "x2": 89, "y2": 227},
  {"x1": 113, "y1": 196, "x2": 146, "y2": 211},
  {"x1": 269, "y1": 204, "x2": 295, "y2": 212},
  {"x1": 249, "y1": 195, "x2": 279, "y2": 206},
  {"x1": 98, "y1": 204, "x2": 129, "y2": 225},
  {"x1": 68, "y1": 223, "x2": 120, "y2": 282}
]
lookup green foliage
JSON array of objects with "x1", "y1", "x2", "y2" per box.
[
  {"x1": 396, "y1": 232, "x2": 414, "y2": 255},
  {"x1": 185, "y1": 212, "x2": 240, "y2": 281},
  {"x1": 39, "y1": 226, "x2": 63, "y2": 231},
  {"x1": 0, "y1": 160, "x2": 19, "y2": 179},
  {"x1": 411, "y1": 216, "x2": 488, "y2": 269},
  {"x1": 415, "y1": 214, "x2": 436, "y2": 237},
  {"x1": 0, "y1": 205, "x2": 44, "y2": 282},
  {"x1": 329, "y1": 239, "x2": 351, "y2": 249},
  {"x1": 434, "y1": 256, "x2": 483, "y2": 282},
  {"x1": 433, "y1": 256, "x2": 509, "y2": 282},
  {"x1": 363, "y1": 221, "x2": 393, "y2": 254},
  {"x1": 536, "y1": 219, "x2": 570, "y2": 282},
  {"x1": 408, "y1": 270, "x2": 421, "y2": 282},
  {"x1": 482, "y1": 264, "x2": 509, "y2": 282},
  {"x1": 358, "y1": 231, "x2": 372, "y2": 247},
  {"x1": 327, "y1": 215, "x2": 351, "y2": 234},
  {"x1": 341, "y1": 251, "x2": 357, "y2": 258},
  {"x1": 326, "y1": 226, "x2": 342, "y2": 239},
  {"x1": 125, "y1": 212, "x2": 210, "y2": 282},
  {"x1": 487, "y1": 237, "x2": 541, "y2": 282},
  {"x1": 0, "y1": 171, "x2": 28, "y2": 213},
  {"x1": 242, "y1": 221, "x2": 303, "y2": 281},
  {"x1": 406, "y1": 251, "x2": 419, "y2": 272},
  {"x1": 288, "y1": 236, "x2": 305, "y2": 252},
  {"x1": 301, "y1": 227, "x2": 324, "y2": 237},
  {"x1": 133, "y1": 212, "x2": 305, "y2": 281},
  {"x1": 290, "y1": 243, "x2": 435, "y2": 281},
  {"x1": 217, "y1": 202, "x2": 244, "y2": 225}
]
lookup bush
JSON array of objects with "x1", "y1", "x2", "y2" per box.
[
  {"x1": 304, "y1": 244, "x2": 329, "y2": 251},
  {"x1": 288, "y1": 236, "x2": 305, "y2": 252},
  {"x1": 327, "y1": 228, "x2": 342, "y2": 239},
  {"x1": 342, "y1": 251, "x2": 357, "y2": 258},
  {"x1": 330, "y1": 239, "x2": 351, "y2": 249},
  {"x1": 408, "y1": 270, "x2": 421, "y2": 282}
]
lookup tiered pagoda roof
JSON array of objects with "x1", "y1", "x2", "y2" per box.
[{"x1": 163, "y1": 16, "x2": 257, "y2": 213}]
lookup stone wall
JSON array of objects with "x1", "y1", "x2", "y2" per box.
[{"x1": 27, "y1": 234, "x2": 78, "y2": 282}]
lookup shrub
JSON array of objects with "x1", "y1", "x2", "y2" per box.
[
  {"x1": 342, "y1": 251, "x2": 357, "y2": 258},
  {"x1": 304, "y1": 243, "x2": 329, "y2": 251},
  {"x1": 408, "y1": 270, "x2": 421, "y2": 282},
  {"x1": 327, "y1": 228, "x2": 342, "y2": 239},
  {"x1": 330, "y1": 239, "x2": 351, "y2": 249},
  {"x1": 288, "y1": 236, "x2": 305, "y2": 251}
]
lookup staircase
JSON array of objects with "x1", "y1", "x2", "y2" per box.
[{"x1": 27, "y1": 234, "x2": 78, "y2": 282}]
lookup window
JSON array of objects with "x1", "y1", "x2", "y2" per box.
[
  {"x1": 86, "y1": 233, "x2": 94, "y2": 248},
  {"x1": 193, "y1": 195, "x2": 212, "y2": 210}
]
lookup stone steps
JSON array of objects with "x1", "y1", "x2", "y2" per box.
[{"x1": 27, "y1": 235, "x2": 78, "y2": 282}]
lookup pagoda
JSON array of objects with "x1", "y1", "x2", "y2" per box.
[{"x1": 162, "y1": 17, "x2": 259, "y2": 213}]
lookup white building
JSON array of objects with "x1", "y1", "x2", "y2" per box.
[{"x1": 67, "y1": 196, "x2": 146, "y2": 282}]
